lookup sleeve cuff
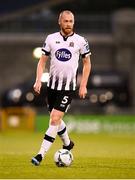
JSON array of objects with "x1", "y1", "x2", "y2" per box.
[
  {"x1": 81, "y1": 51, "x2": 91, "y2": 58},
  {"x1": 42, "y1": 48, "x2": 50, "y2": 56}
]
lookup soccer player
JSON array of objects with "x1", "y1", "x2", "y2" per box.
[{"x1": 31, "y1": 10, "x2": 91, "y2": 166}]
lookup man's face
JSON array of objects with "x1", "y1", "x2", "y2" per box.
[{"x1": 59, "y1": 13, "x2": 74, "y2": 35}]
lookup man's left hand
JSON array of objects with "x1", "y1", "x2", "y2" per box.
[{"x1": 79, "y1": 86, "x2": 87, "y2": 99}]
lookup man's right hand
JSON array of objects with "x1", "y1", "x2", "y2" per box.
[{"x1": 33, "y1": 81, "x2": 42, "y2": 94}]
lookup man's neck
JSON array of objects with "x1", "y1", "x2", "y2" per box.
[{"x1": 60, "y1": 30, "x2": 73, "y2": 37}]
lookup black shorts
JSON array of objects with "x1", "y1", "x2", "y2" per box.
[{"x1": 46, "y1": 87, "x2": 75, "y2": 112}]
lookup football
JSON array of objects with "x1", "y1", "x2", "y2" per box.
[{"x1": 54, "y1": 149, "x2": 73, "y2": 167}]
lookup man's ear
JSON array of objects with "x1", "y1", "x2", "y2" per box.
[{"x1": 58, "y1": 19, "x2": 61, "y2": 25}]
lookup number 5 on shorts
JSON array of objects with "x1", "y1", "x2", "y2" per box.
[{"x1": 61, "y1": 96, "x2": 69, "y2": 104}]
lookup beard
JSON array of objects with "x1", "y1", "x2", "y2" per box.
[{"x1": 61, "y1": 27, "x2": 73, "y2": 36}]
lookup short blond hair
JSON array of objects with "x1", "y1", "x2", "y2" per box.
[{"x1": 58, "y1": 10, "x2": 74, "y2": 22}]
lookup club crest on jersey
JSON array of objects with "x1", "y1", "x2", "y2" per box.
[
  {"x1": 69, "y1": 42, "x2": 74, "y2": 47},
  {"x1": 55, "y1": 48, "x2": 72, "y2": 61}
]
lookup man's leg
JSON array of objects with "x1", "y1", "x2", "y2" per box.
[
  {"x1": 31, "y1": 109, "x2": 64, "y2": 166},
  {"x1": 58, "y1": 120, "x2": 74, "y2": 150}
]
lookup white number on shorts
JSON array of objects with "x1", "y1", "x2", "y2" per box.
[{"x1": 61, "y1": 96, "x2": 69, "y2": 104}]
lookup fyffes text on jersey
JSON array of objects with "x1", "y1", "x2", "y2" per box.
[{"x1": 55, "y1": 48, "x2": 72, "y2": 61}]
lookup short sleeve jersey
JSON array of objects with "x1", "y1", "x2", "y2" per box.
[{"x1": 42, "y1": 32, "x2": 91, "y2": 91}]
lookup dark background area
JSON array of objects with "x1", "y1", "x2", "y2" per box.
[
  {"x1": 51, "y1": 0, "x2": 135, "y2": 14},
  {"x1": 0, "y1": 0, "x2": 135, "y2": 114},
  {"x1": 0, "y1": 0, "x2": 135, "y2": 14}
]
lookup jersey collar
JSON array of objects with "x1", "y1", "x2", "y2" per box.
[{"x1": 60, "y1": 31, "x2": 74, "y2": 41}]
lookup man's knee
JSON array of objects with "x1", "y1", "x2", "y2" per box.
[
  {"x1": 50, "y1": 115, "x2": 60, "y2": 125},
  {"x1": 50, "y1": 109, "x2": 64, "y2": 125}
]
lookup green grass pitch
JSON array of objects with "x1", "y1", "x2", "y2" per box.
[{"x1": 0, "y1": 116, "x2": 135, "y2": 179}]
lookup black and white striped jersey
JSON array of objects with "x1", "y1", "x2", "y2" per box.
[{"x1": 42, "y1": 32, "x2": 91, "y2": 91}]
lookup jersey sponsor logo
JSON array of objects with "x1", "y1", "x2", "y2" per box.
[{"x1": 55, "y1": 48, "x2": 72, "y2": 61}]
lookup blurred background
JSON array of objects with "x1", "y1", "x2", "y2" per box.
[
  {"x1": 0, "y1": 0, "x2": 135, "y2": 131},
  {"x1": 0, "y1": 2, "x2": 135, "y2": 178}
]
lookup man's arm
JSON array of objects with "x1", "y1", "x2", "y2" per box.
[
  {"x1": 33, "y1": 54, "x2": 49, "y2": 94},
  {"x1": 79, "y1": 55, "x2": 91, "y2": 98}
]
